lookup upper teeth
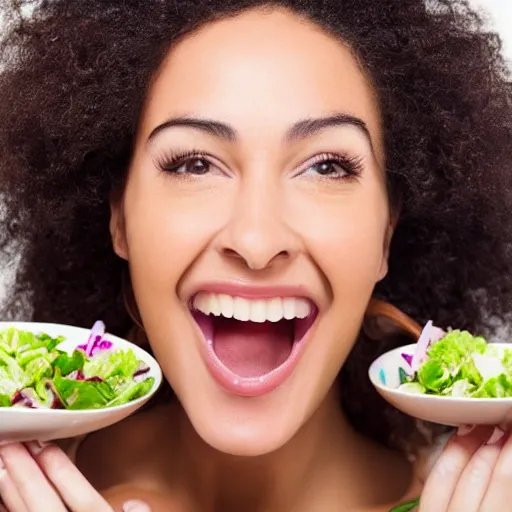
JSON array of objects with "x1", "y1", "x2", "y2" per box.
[{"x1": 192, "y1": 292, "x2": 312, "y2": 323}]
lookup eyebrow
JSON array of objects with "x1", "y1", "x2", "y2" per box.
[{"x1": 147, "y1": 113, "x2": 374, "y2": 150}]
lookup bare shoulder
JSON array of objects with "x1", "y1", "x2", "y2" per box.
[{"x1": 75, "y1": 404, "x2": 176, "y2": 492}]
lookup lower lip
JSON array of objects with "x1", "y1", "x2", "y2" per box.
[{"x1": 193, "y1": 313, "x2": 314, "y2": 398}]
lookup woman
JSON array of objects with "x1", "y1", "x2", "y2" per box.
[{"x1": 0, "y1": 0, "x2": 511, "y2": 510}]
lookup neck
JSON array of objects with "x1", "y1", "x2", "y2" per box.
[{"x1": 170, "y1": 389, "x2": 411, "y2": 512}]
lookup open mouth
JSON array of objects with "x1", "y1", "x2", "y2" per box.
[{"x1": 190, "y1": 292, "x2": 317, "y2": 396}]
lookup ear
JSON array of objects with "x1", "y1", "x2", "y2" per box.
[
  {"x1": 109, "y1": 194, "x2": 129, "y2": 261},
  {"x1": 377, "y1": 211, "x2": 398, "y2": 281}
]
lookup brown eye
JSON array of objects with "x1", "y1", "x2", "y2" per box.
[
  {"x1": 179, "y1": 158, "x2": 210, "y2": 175},
  {"x1": 300, "y1": 153, "x2": 364, "y2": 180},
  {"x1": 156, "y1": 150, "x2": 221, "y2": 177},
  {"x1": 311, "y1": 160, "x2": 345, "y2": 177}
]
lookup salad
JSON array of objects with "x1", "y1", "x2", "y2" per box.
[
  {"x1": 398, "y1": 320, "x2": 512, "y2": 398},
  {"x1": 0, "y1": 321, "x2": 154, "y2": 410}
]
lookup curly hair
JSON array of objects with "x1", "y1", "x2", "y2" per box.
[{"x1": 0, "y1": 0, "x2": 511, "y2": 452}]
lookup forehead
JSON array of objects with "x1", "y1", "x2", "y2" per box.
[{"x1": 139, "y1": 8, "x2": 383, "y2": 159}]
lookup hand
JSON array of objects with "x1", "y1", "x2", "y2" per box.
[
  {"x1": 419, "y1": 426, "x2": 512, "y2": 511},
  {"x1": 0, "y1": 442, "x2": 150, "y2": 512}
]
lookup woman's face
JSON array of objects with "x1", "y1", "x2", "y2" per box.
[{"x1": 111, "y1": 8, "x2": 391, "y2": 455}]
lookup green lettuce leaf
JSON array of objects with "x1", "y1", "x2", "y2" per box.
[
  {"x1": 501, "y1": 350, "x2": 512, "y2": 375},
  {"x1": 426, "y1": 330, "x2": 486, "y2": 368},
  {"x1": 417, "y1": 359, "x2": 451, "y2": 392},
  {"x1": 455, "y1": 356, "x2": 483, "y2": 388},
  {"x1": 106, "y1": 377, "x2": 155, "y2": 407},
  {"x1": 82, "y1": 349, "x2": 139, "y2": 380},
  {"x1": 414, "y1": 330, "x2": 488, "y2": 393},
  {"x1": 449, "y1": 379, "x2": 476, "y2": 397},
  {"x1": 398, "y1": 382, "x2": 426, "y2": 394},
  {"x1": 1, "y1": 329, "x2": 63, "y2": 356},
  {"x1": 17, "y1": 347, "x2": 50, "y2": 367},
  {"x1": 24, "y1": 356, "x2": 53, "y2": 386},
  {"x1": 53, "y1": 350, "x2": 85, "y2": 376},
  {"x1": 471, "y1": 373, "x2": 512, "y2": 398},
  {"x1": 52, "y1": 371, "x2": 115, "y2": 409},
  {"x1": 33, "y1": 379, "x2": 58, "y2": 407},
  {"x1": 0, "y1": 348, "x2": 28, "y2": 390},
  {"x1": 0, "y1": 327, "x2": 22, "y2": 355}
]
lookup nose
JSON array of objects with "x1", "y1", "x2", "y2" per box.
[{"x1": 215, "y1": 178, "x2": 301, "y2": 271}]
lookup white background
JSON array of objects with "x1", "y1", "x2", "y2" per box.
[
  {"x1": 470, "y1": 0, "x2": 512, "y2": 62},
  {"x1": 0, "y1": 1, "x2": 510, "y2": 298}
]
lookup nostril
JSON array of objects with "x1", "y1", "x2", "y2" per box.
[
  {"x1": 221, "y1": 247, "x2": 290, "y2": 271},
  {"x1": 222, "y1": 247, "x2": 243, "y2": 260},
  {"x1": 274, "y1": 250, "x2": 290, "y2": 260}
]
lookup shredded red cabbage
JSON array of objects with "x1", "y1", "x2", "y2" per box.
[
  {"x1": 401, "y1": 353, "x2": 413, "y2": 366},
  {"x1": 77, "y1": 320, "x2": 108, "y2": 357},
  {"x1": 410, "y1": 321, "x2": 446, "y2": 373}
]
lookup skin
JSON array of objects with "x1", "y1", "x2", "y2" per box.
[
  {"x1": 2, "y1": 8, "x2": 512, "y2": 512},
  {"x1": 112, "y1": 6, "x2": 390, "y2": 458}
]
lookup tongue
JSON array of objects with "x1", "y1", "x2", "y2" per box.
[{"x1": 213, "y1": 318, "x2": 294, "y2": 378}]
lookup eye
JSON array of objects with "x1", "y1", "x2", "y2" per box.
[
  {"x1": 175, "y1": 158, "x2": 210, "y2": 175},
  {"x1": 309, "y1": 159, "x2": 347, "y2": 177},
  {"x1": 155, "y1": 150, "x2": 217, "y2": 177},
  {"x1": 301, "y1": 152, "x2": 364, "y2": 180}
]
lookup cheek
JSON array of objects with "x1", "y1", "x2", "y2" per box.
[
  {"x1": 311, "y1": 221, "x2": 386, "y2": 281},
  {"x1": 118, "y1": 171, "x2": 235, "y2": 391},
  {"x1": 291, "y1": 185, "x2": 389, "y2": 292},
  {"x1": 122, "y1": 172, "x2": 231, "y2": 294},
  {"x1": 290, "y1": 184, "x2": 389, "y2": 374}
]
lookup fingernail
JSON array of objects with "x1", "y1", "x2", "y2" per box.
[
  {"x1": 122, "y1": 500, "x2": 152, "y2": 512},
  {"x1": 457, "y1": 424, "x2": 476, "y2": 436},
  {"x1": 26, "y1": 440, "x2": 48, "y2": 456},
  {"x1": 486, "y1": 427, "x2": 505, "y2": 445}
]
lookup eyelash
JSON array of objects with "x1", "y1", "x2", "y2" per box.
[
  {"x1": 155, "y1": 149, "x2": 364, "y2": 180},
  {"x1": 299, "y1": 152, "x2": 364, "y2": 180},
  {"x1": 155, "y1": 149, "x2": 214, "y2": 176}
]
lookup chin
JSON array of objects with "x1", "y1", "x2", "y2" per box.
[
  {"x1": 183, "y1": 391, "x2": 305, "y2": 456},
  {"x1": 146, "y1": 285, "x2": 340, "y2": 457}
]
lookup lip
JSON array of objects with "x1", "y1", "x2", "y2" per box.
[
  {"x1": 191, "y1": 310, "x2": 317, "y2": 397},
  {"x1": 185, "y1": 281, "x2": 320, "y2": 397},
  {"x1": 185, "y1": 284, "x2": 318, "y2": 397}
]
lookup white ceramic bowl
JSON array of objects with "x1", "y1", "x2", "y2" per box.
[
  {"x1": 0, "y1": 322, "x2": 162, "y2": 443},
  {"x1": 369, "y1": 343, "x2": 512, "y2": 427}
]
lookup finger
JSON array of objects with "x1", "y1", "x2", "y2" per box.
[
  {"x1": 456, "y1": 424, "x2": 476, "y2": 436},
  {"x1": 447, "y1": 428, "x2": 505, "y2": 512},
  {"x1": 480, "y1": 430, "x2": 512, "y2": 511},
  {"x1": 498, "y1": 407, "x2": 512, "y2": 431},
  {"x1": 121, "y1": 500, "x2": 152, "y2": 512},
  {"x1": 0, "y1": 455, "x2": 29, "y2": 512},
  {"x1": 26, "y1": 441, "x2": 113, "y2": 512},
  {"x1": 0, "y1": 443, "x2": 66, "y2": 512},
  {"x1": 419, "y1": 426, "x2": 493, "y2": 512}
]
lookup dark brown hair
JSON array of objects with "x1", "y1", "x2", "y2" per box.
[{"x1": 0, "y1": 0, "x2": 511, "y2": 451}]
